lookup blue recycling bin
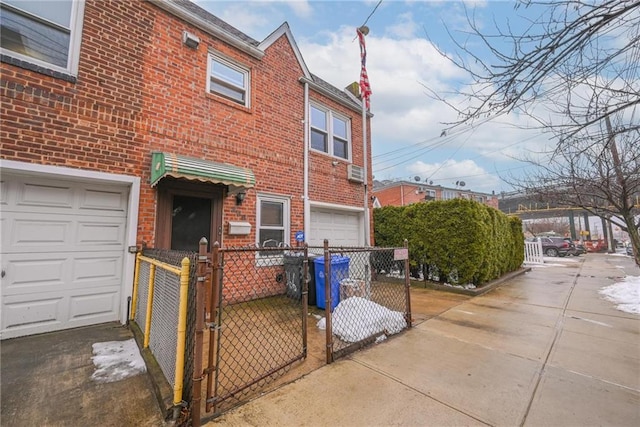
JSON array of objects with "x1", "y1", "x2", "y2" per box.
[{"x1": 314, "y1": 255, "x2": 350, "y2": 311}]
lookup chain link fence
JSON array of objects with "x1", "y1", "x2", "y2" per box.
[
  {"x1": 309, "y1": 244, "x2": 411, "y2": 361},
  {"x1": 133, "y1": 248, "x2": 197, "y2": 407},
  {"x1": 205, "y1": 246, "x2": 307, "y2": 416}
]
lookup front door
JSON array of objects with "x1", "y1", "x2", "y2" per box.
[
  {"x1": 155, "y1": 178, "x2": 224, "y2": 251},
  {"x1": 171, "y1": 195, "x2": 212, "y2": 251}
]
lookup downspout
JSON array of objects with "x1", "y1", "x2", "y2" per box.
[{"x1": 303, "y1": 82, "x2": 310, "y2": 244}]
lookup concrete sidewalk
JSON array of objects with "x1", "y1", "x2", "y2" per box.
[{"x1": 211, "y1": 254, "x2": 640, "y2": 426}]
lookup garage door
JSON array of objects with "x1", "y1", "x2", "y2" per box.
[
  {"x1": 309, "y1": 208, "x2": 362, "y2": 247},
  {"x1": 1, "y1": 174, "x2": 129, "y2": 339}
]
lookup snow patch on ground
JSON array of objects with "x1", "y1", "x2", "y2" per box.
[
  {"x1": 599, "y1": 276, "x2": 640, "y2": 315},
  {"x1": 317, "y1": 297, "x2": 407, "y2": 343},
  {"x1": 91, "y1": 338, "x2": 146, "y2": 383}
]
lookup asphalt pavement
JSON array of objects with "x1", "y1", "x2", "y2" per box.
[
  {"x1": 211, "y1": 253, "x2": 640, "y2": 426},
  {"x1": 0, "y1": 322, "x2": 166, "y2": 427}
]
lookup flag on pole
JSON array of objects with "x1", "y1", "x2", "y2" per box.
[{"x1": 357, "y1": 28, "x2": 372, "y2": 110}]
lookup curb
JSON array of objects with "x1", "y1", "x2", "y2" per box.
[{"x1": 411, "y1": 267, "x2": 532, "y2": 296}]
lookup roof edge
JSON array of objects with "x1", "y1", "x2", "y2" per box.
[
  {"x1": 148, "y1": 0, "x2": 265, "y2": 60},
  {"x1": 260, "y1": 22, "x2": 311, "y2": 79},
  {"x1": 299, "y1": 76, "x2": 373, "y2": 115}
]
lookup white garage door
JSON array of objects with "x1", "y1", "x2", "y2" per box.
[
  {"x1": 309, "y1": 208, "x2": 362, "y2": 247},
  {"x1": 1, "y1": 174, "x2": 129, "y2": 339}
]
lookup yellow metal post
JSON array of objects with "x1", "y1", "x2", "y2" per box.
[
  {"x1": 143, "y1": 264, "x2": 156, "y2": 348},
  {"x1": 173, "y1": 257, "x2": 191, "y2": 406},
  {"x1": 130, "y1": 252, "x2": 141, "y2": 320}
]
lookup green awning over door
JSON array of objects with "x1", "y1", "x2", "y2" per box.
[{"x1": 150, "y1": 152, "x2": 256, "y2": 188}]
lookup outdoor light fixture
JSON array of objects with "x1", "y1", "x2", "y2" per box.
[
  {"x1": 182, "y1": 31, "x2": 200, "y2": 49},
  {"x1": 235, "y1": 190, "x2": 246, "y2": 205}
]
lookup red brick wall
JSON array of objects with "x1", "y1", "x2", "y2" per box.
[
  {"x1": 375, "y1": 184, "x2": 425, "y2": 206},
  {"x1": 0, "y1": 0, "x2": 371, "y2": 248},
  {"x1": 374, "y1": 183, "x2": 498, "y2": 209}
]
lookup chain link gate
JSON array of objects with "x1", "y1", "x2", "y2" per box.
[{"x1": 198, "y1": 243, "x2": 309, "y2": 421}]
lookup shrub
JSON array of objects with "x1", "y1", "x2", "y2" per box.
[{"x1": 373, "y1": 199, "x2": 524, "y2": 286}]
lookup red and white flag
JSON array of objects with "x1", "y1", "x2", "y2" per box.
[{"x1": 357, "y1": 28, "x2": 372, "y2": 110}]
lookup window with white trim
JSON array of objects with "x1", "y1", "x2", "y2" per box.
[
  {"x1": 310, "y1": 104, "x2": 350, "y2": 160},
  {"x1": 256, "y1": 194, "x2": 289, "y2": 255},
  {"x1": 207, "y1": 53, "x2": 249, "y2": 106},
  {"x1": 0, "y1": 0, "x2": 85, "y2": 76},
  {"x1": 442, "y1": 190, "x2": 456, "y2": 200}
]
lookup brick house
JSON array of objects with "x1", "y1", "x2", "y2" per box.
[
  {"x1": 373, "y1": 180, "x2": 499, "y2": 209},
  {"x1": 0, "y1": 0, "x2": 372, "y2": 339}
]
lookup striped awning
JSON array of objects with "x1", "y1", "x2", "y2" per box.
[{"x1": 150, "y1": 152, "x2": 255, "y2": 188}]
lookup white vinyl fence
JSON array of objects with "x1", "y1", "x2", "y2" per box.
[{"x1": 524, "y1": 239, "x2": 544, "y2": 264}]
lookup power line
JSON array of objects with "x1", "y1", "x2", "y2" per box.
[{"x1": 360, "y1": 0, "x2": 383, "y2": 29}]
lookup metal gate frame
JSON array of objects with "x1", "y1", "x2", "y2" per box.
[{"x1": 194, "y1": 241, "x2": 308, "y2": 423}]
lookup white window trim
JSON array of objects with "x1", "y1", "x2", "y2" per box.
[
  {"x1": 255, "y1": 193, "x2": 290, "y2": 265},
  {"x1": 309, "y1": 102, "x2": 351, "y2": 161},
  {"x1": 442, "y1": 190, "x2": 456, "y2": 200},
  {"x1": 206, "y1": 52, "x2": 250, "y2": 107},
  {"x1": 0, "y1": 0, "x2": 85, "y2": 77}
]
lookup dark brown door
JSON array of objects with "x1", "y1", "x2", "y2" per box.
[{"x1": 155, "y1": 178, "x2": 223, "y2": 251}]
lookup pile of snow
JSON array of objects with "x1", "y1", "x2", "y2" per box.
[
  {"x1": 91, "y1": 338, "x2": 146, "y2": 383},
  {"x1": 317, "y1": 297, "x2": 407, "y2": 343},
  {"x1": 599, "y1": 276, "x2": 640, "y2": 315}
]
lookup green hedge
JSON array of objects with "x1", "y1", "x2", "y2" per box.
[{"x1": 373, "y1": 199, "x2": 524, "y2": 286}]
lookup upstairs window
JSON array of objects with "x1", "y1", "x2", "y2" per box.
[
  {"x1": 310, "y1": 104, "x2": 350, "y2": 160},
  {"x1": 0, "y1": 0, "x2": 85, "y2": 76},
  {"x1": 207, "y1": 53, "x2": 250, "y2": 107}
]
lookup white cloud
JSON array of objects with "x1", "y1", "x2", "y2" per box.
[
  {"x1": 385, "y1": 12, "x2": 419, "y2": 39},
  {"x1": 286, "y1": 0, "x2": 313, "y2": 18},
  {"x1": 406, "y1": 159, "x2": 501, "y2": 193}
]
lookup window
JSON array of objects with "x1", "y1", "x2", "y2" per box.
[
  {"x1": 310, "y1": 104, "x2": 350, "y2": 160},
  {"x1": 207, "y1": 53, "x2": 249, "y2": 106},
  {"x1": 425, "y1": 189, "x2": 436, "y2": 200},
  {"x1": 442, "y1": 190, "x2": 456, "y2": 200},
  {"x1": 256, "y1": 194, "x2": 290, "y2": 253},
  {"x1": 0, "y1": 0, "x2": 85, "y2": 76}
]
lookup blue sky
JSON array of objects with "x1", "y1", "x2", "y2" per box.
[{"x1": 195, "y1": 0, "x2": 552, "y2": 195}]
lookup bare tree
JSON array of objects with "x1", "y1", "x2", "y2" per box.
[
  {"x1": 524, "y1": 218, "x2": 571, "y2": 237},
  {"x1": 507, "y1": 127, "x2": 640, "y2": 262},
  {"x1": 430, "y1": 0, "x2": 640, "y2": 265}
]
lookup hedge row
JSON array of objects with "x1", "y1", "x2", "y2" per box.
[{"x1": 373, "y1": 199, "x2": 524, "y2": 286}]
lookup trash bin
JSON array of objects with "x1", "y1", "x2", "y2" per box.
[
  {"x1": 284, "y1": 253, "x2": 318, "y2": 302},
  {"x1": 283, "y1": 252, "x2": 304, "y2": 300},
  {"x1": 314, "y1": 255, "x2": 350, "y2": 311},
  {"x1": 307, "y1": 255, "x2": 319, "y2": 306}
]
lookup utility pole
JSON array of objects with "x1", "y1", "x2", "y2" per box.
[{"x1": 605, "y1": 114, "x2": 626, "y2": 253}]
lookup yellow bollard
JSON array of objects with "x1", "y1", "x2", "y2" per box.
[
  {"x1": 130, "y1": 252, "x2": 141, "y2": 321},
  {"x1": 172, "y1": 257, "x2": 190, "y2": 406},
  {"x1": 143, "y1": 264, "x2": 156, "y2": 349}
]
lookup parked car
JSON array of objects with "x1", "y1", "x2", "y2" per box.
[
  {"x1": 584, "y1": 239, "x2": 607, "y2": 252},
  {"x1": 564, "y1": 238, "x2": 585, "y2": 256},
  {"x1": 626, "y1": 244, "x2": 634, "y2": 256},
  {"x1": 536, "y1": 236, "x2": 574, "y2": 257},
  {"x1": 573, "y1": 243, "x2": 586, "y2": 256}
]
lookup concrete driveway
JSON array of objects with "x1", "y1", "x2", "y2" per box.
[
  {"x1": 1, "y1": 322, "x2": 165, "y2": 427},
  {"x1": 212, "y1": 253, "x2": 640, "y2": 426}
]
